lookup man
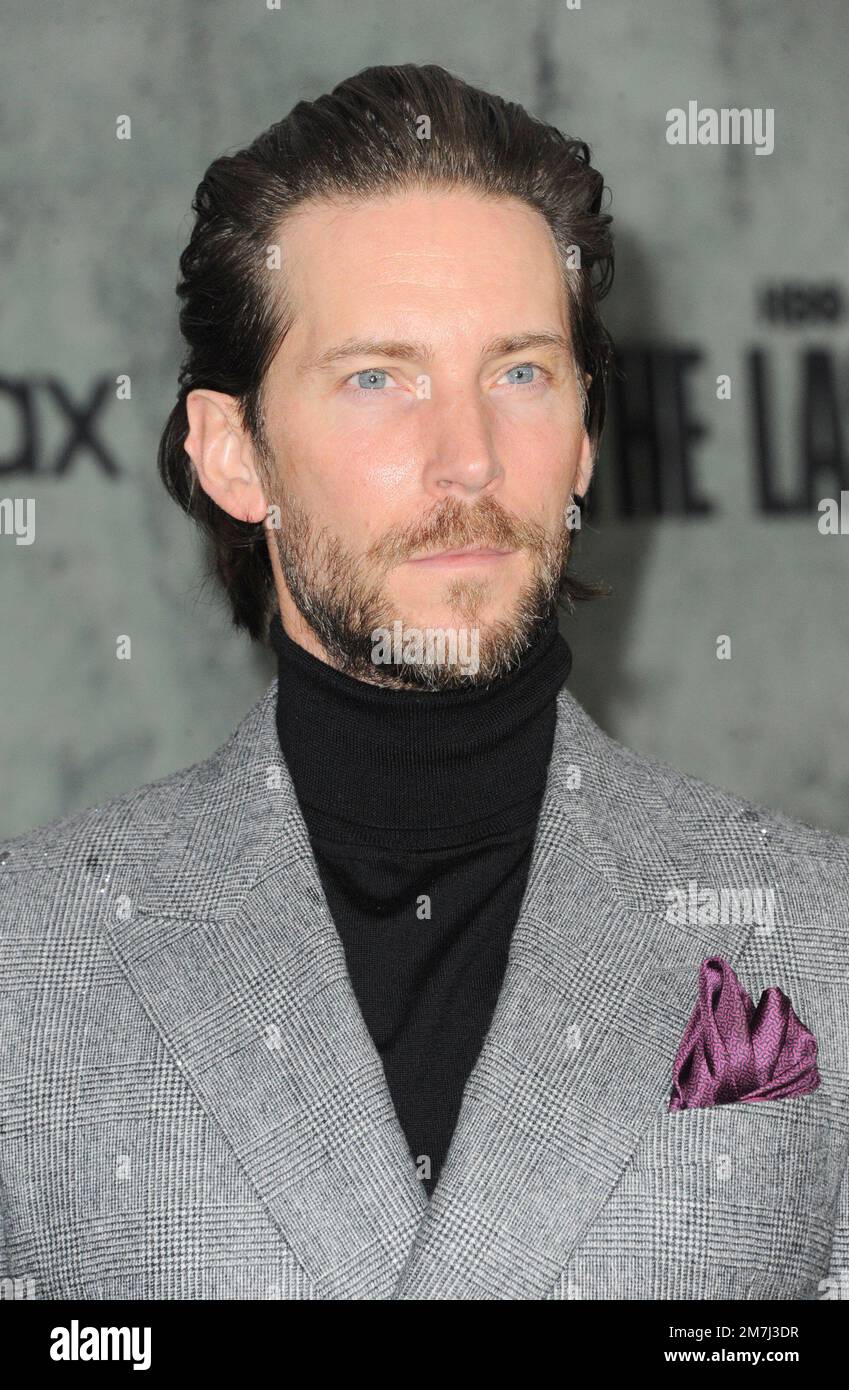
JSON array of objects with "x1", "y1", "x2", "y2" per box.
[{"x1": 1, "y1": 64, "x2": 848, "y2": 1302}]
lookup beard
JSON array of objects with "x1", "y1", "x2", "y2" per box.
[{"x1": 263, "y1": 472, "x2": 576, "y2": 691}]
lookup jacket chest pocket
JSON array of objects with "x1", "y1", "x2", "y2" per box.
[{"x1": 552, "y1": 1086, "x2": 835, "y2": 1300}]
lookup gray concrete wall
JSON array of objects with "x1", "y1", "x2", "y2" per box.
[{"x1": 2, "y1": 0, "x2": 848, "y2": 835}]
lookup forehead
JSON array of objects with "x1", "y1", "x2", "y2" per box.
[{"x1": 272, "y1": 187, "x2": 570, "y2": 353}]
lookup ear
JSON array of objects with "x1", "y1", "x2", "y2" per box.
[
  {"x1": 184, "y1": 389, "x2": 268, "y2": 524},
  {"x1": 575, "y1": 373, "x2": 595, "y2": 498}
]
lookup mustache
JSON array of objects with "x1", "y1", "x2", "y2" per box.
[{"x1": 367, "y1": 495, "x2": 549, "y2": 567}]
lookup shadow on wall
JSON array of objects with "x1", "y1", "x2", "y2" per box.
[{"x1": 561, "y1": 224, "x2": 668, "y2": 735}]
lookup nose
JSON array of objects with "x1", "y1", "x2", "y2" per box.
[{"x1": 420, "y1": 387, "x2": 503, "y2": 500}]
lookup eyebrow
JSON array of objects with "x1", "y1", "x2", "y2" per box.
[{"x1": 299, "y1": 330, "x2": 573, "y2": 373}]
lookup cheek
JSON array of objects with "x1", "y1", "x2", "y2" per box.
[
  {"x1": 271, "y1": 403, "x2": 423, "y2": 533},
  {"x1": 353, "y1": 437, "x2": 423, "y2": 497},
  {"x1": 494, "y1": 410, "x2": 582, "y2": 507}
]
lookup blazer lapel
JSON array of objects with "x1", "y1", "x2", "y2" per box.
[
  {"x1": 105, "y1": 680, "x2": 427, "y2": 1300},
  {"x1": 394, "y1": 686, "x2": 760, "y2": 1299}
]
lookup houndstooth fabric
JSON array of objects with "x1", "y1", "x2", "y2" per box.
[{"x1": 1, "y1": 677, "x2": 848, "y2": 1300}]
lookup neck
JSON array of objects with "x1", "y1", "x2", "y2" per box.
[{"x1": 268, "y1": 611, "x2": 573, "y2": 851}]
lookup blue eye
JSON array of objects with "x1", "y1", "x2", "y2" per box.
[
  {"x1": 503, "y1": 363, "x2": 538, "y2": 385},
  {"x1": 354, "y1": 369, "x2": 388, "y2": 390}
]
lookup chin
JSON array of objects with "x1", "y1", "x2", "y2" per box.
[
  {"x1": 389, "y1": 567, "x2": 524, "y2": 625},
  {"x1": 388, "y1": 593, "x2": 515, "y2": 637}
]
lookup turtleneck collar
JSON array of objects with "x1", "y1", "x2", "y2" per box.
[{"x1": 268, "y1": 611, "x2": 573, "y2": 851}]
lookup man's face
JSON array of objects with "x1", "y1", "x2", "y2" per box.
[{"x1": 257, "y1": 186, "x2": 594, "y2": 688}]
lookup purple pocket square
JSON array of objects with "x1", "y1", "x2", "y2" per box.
[{"x1": 668, "y1": 956, "x2": 820, "y2": 1112}]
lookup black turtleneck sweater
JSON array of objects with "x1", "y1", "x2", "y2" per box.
[{"x1": 269, "y1": 613, "x2": 572, "y2": 1196}]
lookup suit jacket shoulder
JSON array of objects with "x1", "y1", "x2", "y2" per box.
[
  {"x1": 0, "y1": 683, "x2": 277, "y2": 938},
  {"x1": 549, "y1": 686, "x2": 849, "y2": 924}
]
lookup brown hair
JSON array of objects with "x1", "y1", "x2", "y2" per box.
[{"x1": 157, "y1": 63, "x2": 615, "y2": 640}]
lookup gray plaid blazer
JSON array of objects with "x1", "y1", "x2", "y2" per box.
[{"x1": 2, "y1": 677, "x2": 848, "y2": 1300}]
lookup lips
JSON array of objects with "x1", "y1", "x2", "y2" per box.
[{"x1": 407, "y1": 545, "x2": 515, "y2": 563}]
